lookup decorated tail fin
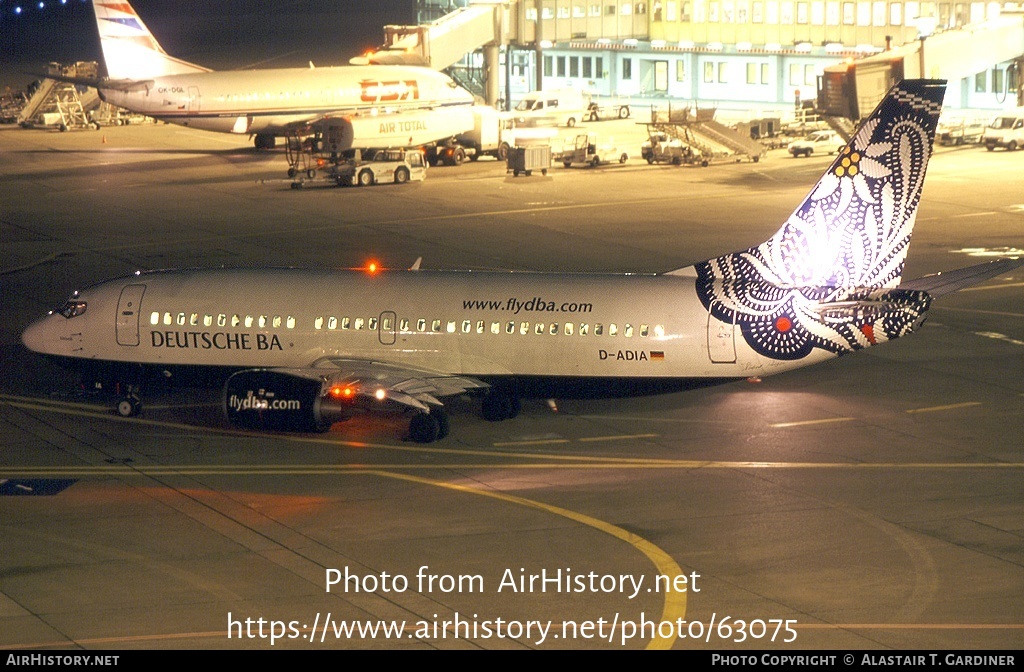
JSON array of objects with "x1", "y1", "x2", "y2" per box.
[
  {"x1": 91, "y1": 0, "x2": 210, "y2": 80},
  {"x1": 678, "y1": 80, "x2": 947, "y2": 361}
]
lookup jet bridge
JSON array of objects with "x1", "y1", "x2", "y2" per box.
[
  {"x1": 821, "y1": 13, "x2": 1024, "y2": 119},
  {"x1": 353, "y1": 1, "x2": 511, "y2": 106}
]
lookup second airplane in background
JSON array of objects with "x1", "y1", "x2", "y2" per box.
[{"x1": 61, "y1": 0, "x2": 475, "y2": 150}]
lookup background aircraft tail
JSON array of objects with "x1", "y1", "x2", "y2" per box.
[
  {"x1": 674, "y1": 79, "x2": 948, "y2": 361},
  {"x1": 92, "y1": 0, "x2": 210, "y2": 80}
]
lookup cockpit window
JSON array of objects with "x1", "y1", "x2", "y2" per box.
[{"x1": 57, "y1": 300, "x2": 87, "y2": 319}]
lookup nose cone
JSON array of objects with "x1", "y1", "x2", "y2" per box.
[{"x1": 21, "y1": 313, "x2": 56, "y2": 354}]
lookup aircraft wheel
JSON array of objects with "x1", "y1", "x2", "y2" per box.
[
  {"x1": 482, "y1": 391, "x2": 518, "y2": 422},
  {"x1": 117, "y1": 396, "x2": 141, "y2": 418},
  {"x1": 409, "y1": 412, "x2": 440, "y2": 443},
  {"x1": 434, "y1": 408, "x2": 450, "y2": 439},
  {"x1": 394, "y1": 166, "x2": 410, "y2": 184}
]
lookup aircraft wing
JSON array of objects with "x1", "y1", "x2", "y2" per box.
[
  {"x1": 285, "y1": 357, "x2": 489, "y2": 412},
  {"x1": 223, "y1": 357, "x2": 488, "y2": 434},
  {"x1": 901, "y1": 258, "x2": 1024, "y2": 298}
]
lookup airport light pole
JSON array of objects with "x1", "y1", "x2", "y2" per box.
[{"x1": 915, "y1": 16, "x2": 939, "y2": 79}]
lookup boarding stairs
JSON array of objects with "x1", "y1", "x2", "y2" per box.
[
  {"x1": 18, "y1": 62, "x2": 101, "y2": 130},
  {"x1": 823, "y1": 115, "x2": 857, "y2": 143},
  {"x1": 692, "y1": 119, "x2": 766, "y2": 160},
  {"x1": 648, "y1": 105, "x2": 763, "y2": 162}
]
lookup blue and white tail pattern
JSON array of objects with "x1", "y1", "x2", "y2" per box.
[
  {"x1": 692, "y1": 79, "x2": 947, "y2": 361},
  {"x1": 92, "y1": 0, "x2": 209, "y2": 80}
]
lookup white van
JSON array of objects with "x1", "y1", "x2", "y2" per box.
[
  {"x1": 982, "y1": 110, "x2": 1024, "y2": 151},
  {"x1": 514, "y1": 89, "x2": 589, "y2": 128}
]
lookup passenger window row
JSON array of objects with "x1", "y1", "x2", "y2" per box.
[
  {"x1": 149, "y1": 311, "x2": 296, "y2": 329},
  {"x1": 315, "y1": 316, "x2": 666, "y2": 339},
  {"x1": 148, "y1": 309, "x2": 667, "y2": 340}
]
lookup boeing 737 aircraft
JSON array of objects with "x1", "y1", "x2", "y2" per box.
[
  {"x1": 52, "y1": 0, "x2": 475, "y2": 149},
  {"x1": 21, "y1": 80, "x2": 1022, "y2": 442}
]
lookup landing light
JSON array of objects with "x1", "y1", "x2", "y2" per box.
[{"x1": 374, "y1": 389, "x2": 387, "y2": 401}]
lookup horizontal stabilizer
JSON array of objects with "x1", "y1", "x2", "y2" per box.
[
  {"x1": 25, "y1": 72, "x2": 154, "y2": 93},
  {"x1": 901, "y1": 258, "x2": 1024, "y2": 297}
]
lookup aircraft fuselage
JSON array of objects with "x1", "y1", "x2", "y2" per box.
[
  {"x1": 23, "y1": 268, "x2": 830, "y2": 387},
  {"x1": 100, "y1": 65, "x2": 475, "y2": 138}
]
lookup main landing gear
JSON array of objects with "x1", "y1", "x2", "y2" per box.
[
  {"x1": 407, "y1": 389, "x2": 521, "y2": 443},
  {"x1": 408, "y1": 408, "x2": 450, "y2": 443},
  {"x1": 254, "y1": 134, "x2": 277, "y2": 150},
  {"x1": 481, "y1": 389, "x2": 521, "y2": 422}
]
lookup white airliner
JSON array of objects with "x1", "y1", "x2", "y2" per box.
[
  {"x1": 21, "y1": 80, "x2": 1022, "y2": 442},
  {"x1": 53, "y1": 0, "x2": 475, "y2": 149}
]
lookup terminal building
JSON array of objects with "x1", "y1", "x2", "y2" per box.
[{"x1": 371, "y1": 0, "x2": 1024, "y2": 117}]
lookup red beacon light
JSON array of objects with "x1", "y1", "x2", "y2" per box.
[{"x1": 330, "y1": 385, "x2": 357, "y2": 400}]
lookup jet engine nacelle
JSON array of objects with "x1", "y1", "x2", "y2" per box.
[{"x1": 223, "y1": 369, "x2": 345, "y2": 432}]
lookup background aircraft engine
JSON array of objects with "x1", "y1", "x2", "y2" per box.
[
  {"x1": 319, "y1": 118, "x2": 355, "y2": 153},
  {"x1": 223, "y1": 370, "x2": 343, "y2": 432}
]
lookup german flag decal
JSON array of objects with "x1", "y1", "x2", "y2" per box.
[{"x1": 650, "y1": 351, "x2": 665, "y2": 360}]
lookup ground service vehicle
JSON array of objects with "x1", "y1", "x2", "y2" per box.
[
  {"x1": 936, "y1": 117, "x2": 986, "y2": 145},
  {"x1": 454, "y1": 106, "x2": 517, "y2": 161},
  {"x1": 514, "y1": 89, "x2": 589, "y2": 128},
  {"x1": 558, "y1": 133, "x2": 629, "y2": 167},
  {"x1": 642, "y1": 132, "x2": 688, "y2": 165},
  {"x1": 587, "y1": 97, "x2": 631, "y2": 121},
  {"x1": 290, "y1": 149, "x2": 426, "y2": 189},
  {"x1": 982, "y1": 111, "x2": 1024, "y2": 151},
  {"x1": 345, "y1": 149, "x2": 427, "y2": 186},
  {"x1": 506, "y1": 145, "x2": 551, "y2": 176},
  {"x1": 788, "y1": 130, "x2": 844, "y2": 157}
]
